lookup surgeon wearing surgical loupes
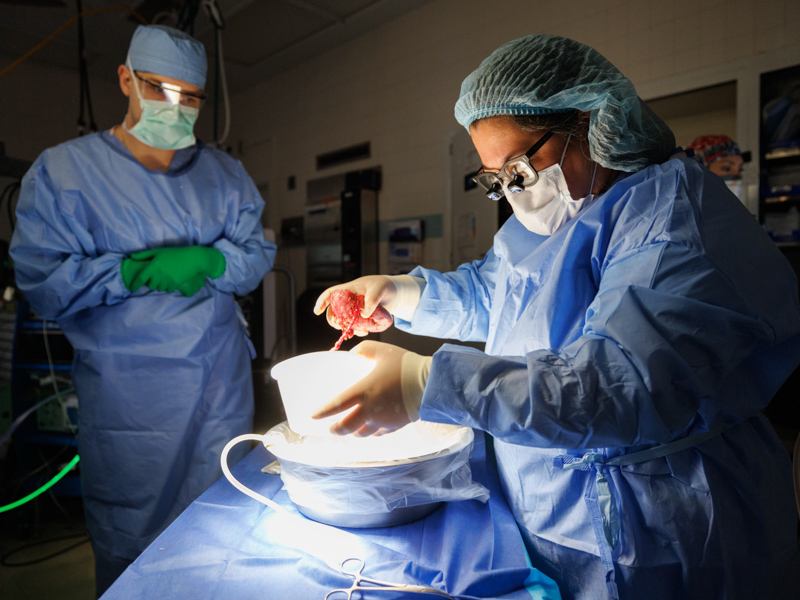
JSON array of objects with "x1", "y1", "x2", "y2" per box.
[
  {"x1": 10, "y1": 25, "x2": 276, "y2": 597},
  {"x1": 314, "y1": 35, "x2": 800, "y2": 600}
]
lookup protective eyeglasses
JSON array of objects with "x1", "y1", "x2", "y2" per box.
[
  {"x1": 134, "y1": 72, "x2": 206, "y2": 108},
  {"x1": 472, "y1": 130, "x2": 555, "y2": 200}
]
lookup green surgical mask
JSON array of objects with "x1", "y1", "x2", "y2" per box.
[{"x1": 124, "y1": 60, "x2": 199, "y2": 150}]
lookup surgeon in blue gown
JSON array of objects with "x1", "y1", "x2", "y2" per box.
[
  {"x1": 314, "y1": 35, "x2": 800, "y2": 599},
  {"x1": 10, "y1": 25, "x2": 276, "y2": 596}
]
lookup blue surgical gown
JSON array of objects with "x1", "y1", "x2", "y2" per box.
[
  {"x1": 397, "y1": 157, "x2": 800, "y2": 599},
  {"x1": 9, "y1": 131, "x2": 276, "y2": 595}
]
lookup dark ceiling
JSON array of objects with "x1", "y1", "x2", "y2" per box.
[{"x1": 0, "y1": 0, "x2": 433, "y2": 94}]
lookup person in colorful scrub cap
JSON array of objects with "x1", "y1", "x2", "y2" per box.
[
  {"x1": 313, "y1": 34, "x2": 800, "y2": 600},
  {"x1": 687, "y1": 134, "x2": 749, "y2": 177},
  {"x1": 10, "y1": 24, "x2": 276, "y2": 596}
]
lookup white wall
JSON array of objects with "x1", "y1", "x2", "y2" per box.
[
  {"x1": 665, "y1": 109, "x2": 738, "y2": 150},
  {"x1": 226, "y1": 0, "x2": 800, "y2": 284}
]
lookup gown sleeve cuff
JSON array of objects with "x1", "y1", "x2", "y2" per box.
[
  {"x1": 400, "y1": 351, "x2": 432, "y2": 421},
  {"x1": 384, "y1": 275, "x2": 425, "y2": 322},
  {"x1": 207, "y1": 247, "x2": 227, "y2": 279}
]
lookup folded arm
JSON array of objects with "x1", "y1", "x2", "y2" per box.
[{"x1": 10, "y1": 163, "x2": 130, "y2": 320}]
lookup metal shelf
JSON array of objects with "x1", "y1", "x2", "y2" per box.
[
  {"x1": 761, "y1": 185, "x2": 800, "y2": 203},
  {"x1": 765, "y1": 140, "x2": 800, "y2": 159},
  {"x1": 15, "y1": 432, "x2": 78, "y2": 447},
  {"x1": 14, "y1": 362, "x2": 72, "y2": 371},
  {"x1": 19, "y1": 320, "x2": 65, "y2": 332}
]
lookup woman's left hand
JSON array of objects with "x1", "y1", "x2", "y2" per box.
[{"x1": 312, "y1": 341, "x2": 410, "y2": 437}]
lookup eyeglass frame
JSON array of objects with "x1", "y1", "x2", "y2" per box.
[
  {"x1": 134, "y1": 71, "x2": 207, "y2": 108},
  {"x1": 472, "y1": 130, "x2": 555, "y2": 200}
]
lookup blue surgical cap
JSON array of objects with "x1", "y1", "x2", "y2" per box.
[
  {"x1": 127, "y1": 24, "x2": 207, "y2": 90},
  {"x1": 454, "y1": 34, "x2": 675, "y2": 172}
]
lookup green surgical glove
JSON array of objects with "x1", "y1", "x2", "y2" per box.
[
  {"x1": 121, "y1": 257, "x2": 150, "y2": 291},
  {"x1": 124, "y1": 246, "x2": 226, "y2": 297}
]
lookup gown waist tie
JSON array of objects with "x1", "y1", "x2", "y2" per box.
[{"x1": 552, "y1": 423, "x2": 735, "y2": 599}]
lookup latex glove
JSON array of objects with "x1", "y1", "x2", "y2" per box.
[
  {"x1": 311, "y1": 341, "x2": 431, "y2": 437},
  {"x1": 128, "y1": 246, "x2": 226, "y2": 296},
  {"x1": 314, "y1": 276, "x2": 398, "y2": 337}
]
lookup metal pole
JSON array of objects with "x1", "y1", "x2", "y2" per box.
[{"x1": 271, "y1": 266, "x2": 296, "y2": 357}]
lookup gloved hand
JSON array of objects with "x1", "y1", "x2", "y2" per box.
[
  {"x1": 121, "y1": 257, "x2": 150, "y2": 292},
  {"x1": 125, "y1": 246, "x2": 226, "y2": 297},
  {"x1": 314, "y1": 276, "x2": 397, "y2": 337},
  {"x1": 311, "y1": 341, "x2": 431, "y2": 437}
]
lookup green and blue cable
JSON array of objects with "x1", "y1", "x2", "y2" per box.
[{"x1": 0, "y1": 388, "x2": 79, "y2": 513}]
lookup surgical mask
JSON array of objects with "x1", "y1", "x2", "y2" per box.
[
  {"x1": 505, "y1": 135, "x2": 597, "y2": 236},
  {"x1": 123, "y1": 59, "x2": 199, "y2": 150}
]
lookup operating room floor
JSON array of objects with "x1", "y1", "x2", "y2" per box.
[
  {"x1": 0, "y1": 362, "x2": 287, "y2": 600},
  {"x1": 0, "y1": 497, "x2": 95, "y2": 600}
]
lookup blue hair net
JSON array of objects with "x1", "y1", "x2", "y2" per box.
[
  {"x1": 454, "y1": 34, "x2": 675, "y2": 172},
  {"x1": 127, "y1": 25, "x2": 207, "y2": 90}
]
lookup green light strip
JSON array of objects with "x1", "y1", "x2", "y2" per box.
[{"x1": 0, "y1": 455, "x2": 80, "y2": 513}]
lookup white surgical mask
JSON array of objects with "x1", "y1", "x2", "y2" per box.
[
  {"x1": 123, "y1": 58, "x2": 199, "y2": 150},
  {"x1": 505, "y1": 135, "x2": 597, "y2": 236}
]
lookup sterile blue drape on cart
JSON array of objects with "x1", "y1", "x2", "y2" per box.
[{"x1": 101, "y1": 432, "x2": 561, "y2": 600}]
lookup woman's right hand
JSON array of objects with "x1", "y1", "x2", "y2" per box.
[
  {"x1": 311, "y1": 340, "x2": 413, "y2": 436},
  {"x1": 314, "y1": 276, "x2": 397, "y2": 335}
]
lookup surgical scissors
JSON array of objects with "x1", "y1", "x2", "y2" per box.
[{"x1": 325, "y1": 557, "x2": 456, "y2": 599}]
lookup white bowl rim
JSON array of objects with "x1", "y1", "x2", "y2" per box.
[
  {"x1": 270, "y1": 350, "x2": 374, "y2": 382},
  {"x1": 262, "y1": 421, "x2": 474, "y2": 468}
]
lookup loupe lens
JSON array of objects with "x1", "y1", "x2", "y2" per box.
[
  {"x1": 486, "y1": 182, "x2": 504, "y2": 200},
  {"x1": 503, "y1": 159, "x2": 538, "y2": 189}
]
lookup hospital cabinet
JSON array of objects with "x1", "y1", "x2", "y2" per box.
[
  {"x1": 758, "y1": 64, "x2": 800, "y2": 436},
  {"x1": 760, "y1": 63, "x2": 800, "y2": 242},
  {"x1": 295, "y1": 168, "x2": 381, "y2": 355}
]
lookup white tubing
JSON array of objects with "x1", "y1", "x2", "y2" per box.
[{"x1": 220, "y1": 434, "x2": 288, "y2": 514}]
